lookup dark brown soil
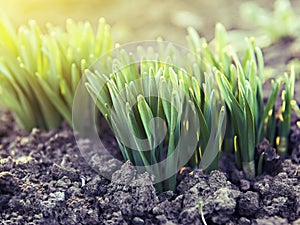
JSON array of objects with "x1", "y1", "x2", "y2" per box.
[{"x1": 0, "y1": 109, "x2": 299, "y2": 225}]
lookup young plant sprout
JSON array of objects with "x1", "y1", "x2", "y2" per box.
[
  {"x1": 85, "y1": 43, "x2": 225, "y2": 192},
  {"x1": 187, "y1": 24, "x2": 295, "y2": 178},
  {"x1": 0, "y1": 16, "x2": 113, "y2": 130},
  {"x1": 277, "y1": 67, "x2": 295, "y2": 155},
  {"x1": 85, "y1": 24, "x2": 295, "y2": 190},
  {"x1": 199, "y1": 199, "x2": 208, "y2": 225}
]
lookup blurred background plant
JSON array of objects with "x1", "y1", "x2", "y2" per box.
[
  {"x1": 224, "y1": 0, "x2": 300, "y2": 80},
  {"x1": 240, "y1": 0, "x2": 300, "y2": 47},
  {"x1": 240, "y1": 0, "x2": 300, "y2": 44},
  {"x1": 2, "y1": 0, "x2": 299, "y2": 46},
  {"x1": 0, "y1": 16, "x2": 113, "y2": 130}
]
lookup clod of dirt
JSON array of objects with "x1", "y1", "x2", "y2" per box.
[
  {"x1": 253, "y1": 216, "x2": 289, "y2": 225},
  {"x1": 254, "y1": 172, "x2": 299, "y2": 221},
  {"x1": 0, "y1": 171, "x2": 20, "y2": 194},
  {"x1": 83, "y1": 175, "x2": 109, "y2": 196},
  {"x1": 204, "y1": 187, "x2": 240, "y2": 224},
  {"x1": 176, "y1": 169, "x2": 208, "y2": 193},
  {"x1": 255, "y1": 138, "x2": 282, "y2": 176},
  {"x1": 152, "y1": 194, "x2": 183, "y2": 223},
  {"x1": 167, "y1": 170, "x2": 241, "y2": 224},
  {"x1": 111, "y1": 161, "x2": 137, "y2": 184},
  {"x1": 239, "y1": 179, "x2": 251, "y2": 191},
  {"x1": 178, "y1": 206, "x2": 202, "y2": 225},
  {"x1": 0, "y1": 156, "x2": 14, "y2": 172},
  {"x1": 238, "y1": 191, "x2": 259, "y2": 217},
  {"x1": 51, "y1": 163, "x2": 80, "y2": 181},
  {"x1": 99, "y1": 161, "x2": 159, "y2": 223},
  {"x1": 238, "y1": 217, "x2": 251, "y2": 225}
]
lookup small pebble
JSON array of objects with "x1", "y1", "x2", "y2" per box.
[
  {"x1": 132, "y1": 217, "x2": 144, "y2": 225},
  {"x1": 240, "y1": 179, "x2": 250, "y2": 191},
  {"x1": 50, "y1": 191, "x2": 65, "y2": 202},
  {"x1": 238, "y1": 217, "x2": 251, "y2": 225}
]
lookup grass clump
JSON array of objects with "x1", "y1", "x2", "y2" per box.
[
  {"x1": 188, "y1": 24, "x2": 295, "y2": 178},
  {"x1": 0, "y1": 16, "x2": 113, "y2": 130},
  {"x1": 85, "y1": 24, "x2": 295, "y2": 189},
  {"x1": 85, "y1": 43, "x2": 226, "y2": 192}
]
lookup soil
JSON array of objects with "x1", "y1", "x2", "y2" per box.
[
  {"x1": 0, "y1": 108, "x2": 299, "y2": 225},
  {"x1": 1, "y1": 32, "x2": 300, "y2": 225}
]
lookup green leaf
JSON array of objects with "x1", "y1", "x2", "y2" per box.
[
  {"x1": 137, "y1": 95, "x2": 154, "y2": 141},
  {"x1": 257, "y1": 80, "x2": 280, "y2": 142}
]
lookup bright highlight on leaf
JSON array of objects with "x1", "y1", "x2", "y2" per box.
[{"x1": 0, "y1": 16, "x2": 113, "y2": 130}]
